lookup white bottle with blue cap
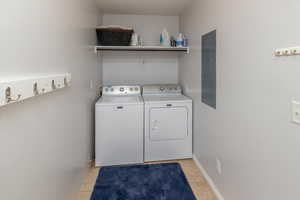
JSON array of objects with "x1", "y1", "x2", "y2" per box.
[
  {"x1": 176, "y1": 33, "x2": 184, "y2": 47},
  {"x1": 160, "y1": 28, "x2": 170, "y2": 47}
]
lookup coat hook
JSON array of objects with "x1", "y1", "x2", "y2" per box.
[
  {"x1": 5, "y1": 87, "x2": 21, "y2": 103},
  {"x1": 64, "y1": 77, "x2": 68, "y2": 87},
  {"x1": 51, "y1": 80, "x2": 56, "y2": 90},
  {"x1": 33, "y1": 83, "x2": 39, "y2": 96}
]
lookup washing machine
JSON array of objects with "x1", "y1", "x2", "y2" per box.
[
  {"x1": 143, "y1": 84, "x2": 193, "y2": 162},
  {"x1": 95, "y1": 86, "x2": 144, "y2": 167}
]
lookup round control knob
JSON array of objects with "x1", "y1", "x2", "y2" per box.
[
  {"x1": 160, "y1": 87, "x2": 165, "y2": 91},
  {"x1": 110, "y1": 88, "x2": 114, "y2": 92},
  {"x1": 105, "y1": 88, "x2": 109, "y2": 92},
  {"x1": 135, "y1": 87, "x2": 139, "y2": 91},
  {"x1": 130, "y1": 88, "x2": 133, "y2": 91},
  {"x1": 120, "y1": 87, "x2": 125, "y2": 92}
]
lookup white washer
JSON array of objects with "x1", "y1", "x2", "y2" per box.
[
  {"x1": 143, "y1": 84, "x2": 193, "y2": 162},
  {"x1": 95, "y1": 86, "x2": 144, "y2": 167}
]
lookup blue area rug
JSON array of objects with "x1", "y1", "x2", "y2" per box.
[{"x1": 90, "y1": 163, "x2": 196, "y2": 200}]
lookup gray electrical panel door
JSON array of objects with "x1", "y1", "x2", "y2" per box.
[{"x1": 202, "y1": 30, "x2": 216, "y2": 109}]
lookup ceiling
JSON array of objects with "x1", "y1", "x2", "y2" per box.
[{"x1": 96, "y1": 0, "x2": 192, "y2": 16}]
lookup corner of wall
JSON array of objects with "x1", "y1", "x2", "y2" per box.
[{"x1": 193, "y1": 155, "x2": 225, "y2": 200}]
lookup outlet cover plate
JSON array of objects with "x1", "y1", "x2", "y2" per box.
[
  {"x1": 292, "y1": 101, "x2": 300, "y2": 125},
  {"x1": 216, "y1": 158, "x2": 222, "y2": 175}
]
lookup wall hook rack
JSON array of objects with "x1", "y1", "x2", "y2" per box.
[{"x1": 0, "y1": 73, "x2": 71, "y2": 108}]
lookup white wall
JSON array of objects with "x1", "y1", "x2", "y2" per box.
[
  {"x1": 102, "y1": 14, "x2": 179, "y2": 85},
  {"x1": 179, "y1": 0, "x2": 300, "y2": 199},
  {"x1": 96, "y1": 0, "x2": 192, "y2": 16},
  {"x1": 0, "y1": 0, "x2": 101, "y2": 200}
]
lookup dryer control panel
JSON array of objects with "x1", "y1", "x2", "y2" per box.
[
  {"x1": 103, "y1": 86, "x2": 141, "y2": 96},
  {"x1": 143, "y1": 84, "x2": 182, "y2": 95}
]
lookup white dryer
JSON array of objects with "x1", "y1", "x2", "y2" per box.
[
  {"x1": 143, "y1": 85, "x2": 193, "y2": 162},
  {"x1": 95, "y1": 86, "x2": 144, "y2": 167}
]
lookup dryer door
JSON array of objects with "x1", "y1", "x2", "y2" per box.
[{"x1": 149, "y1": 107, "x2": 188, "y2": 141}]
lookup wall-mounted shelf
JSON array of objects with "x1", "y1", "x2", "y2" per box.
[
  {"x1": 0, "y1": 74, "x2": 71, "y2": 108},
  {"x1": 94, "y1": 46, "x2": 189, "y2": 53}
]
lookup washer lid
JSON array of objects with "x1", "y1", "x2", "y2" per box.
[
  {"x1": 143, "y1": 95, "x2": 192, "y2": 104},
  {"x1": 96, "y1": 95, "x2": 144, "y2": 106}
]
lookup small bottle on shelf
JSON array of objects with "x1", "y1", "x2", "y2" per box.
[
  {"x1": 170, "y1": 36, "x2": 177, "y2": 47},
  {"x1": 176, "y1": 33, "x2": 184, "y2": 47}
]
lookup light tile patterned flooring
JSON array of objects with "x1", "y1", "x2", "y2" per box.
[{"x1": 78, "y1": 159, "x2": 217, "y2": 200}]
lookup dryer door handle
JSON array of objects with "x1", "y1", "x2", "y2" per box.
[
  {"x1": 114, "y1": 105, "x2": 127, "y2": 111},
  {"x1": 152, "y1": 120, "x2": 159, "y2": 131}
]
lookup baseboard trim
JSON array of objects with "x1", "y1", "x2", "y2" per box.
[
  {"x1": 88, "y1": 159, "x2": 94, "y2": 168},
  {"x1": 193, "y1": 155, "x2": 225, "y2": 200}
]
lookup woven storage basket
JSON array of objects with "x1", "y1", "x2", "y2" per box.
[{"x1": 96, "y1": 26, "x2": 134, "y2": 46}]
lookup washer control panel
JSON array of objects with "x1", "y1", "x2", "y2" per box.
[
  {"x1": 103, "y1": 86, "x2": 141, "y2": 96},
  {"x1": 143, "y1": 84, "x2": 182, "y2": 95}
]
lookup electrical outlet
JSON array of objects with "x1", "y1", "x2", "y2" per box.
[
  {"x1": 216, "y1": 158, "x2": 222, "y2": 175},
  {"x1": 90, "y1": 80, "x2": 94, "y2": 89},
  {"x1": 292, "y1": 101, "x2": 300, "y2": 125}
]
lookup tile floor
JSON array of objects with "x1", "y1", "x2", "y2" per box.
[{"x1": 78, "y1": 159, "x2": 217, "y2": 200}]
